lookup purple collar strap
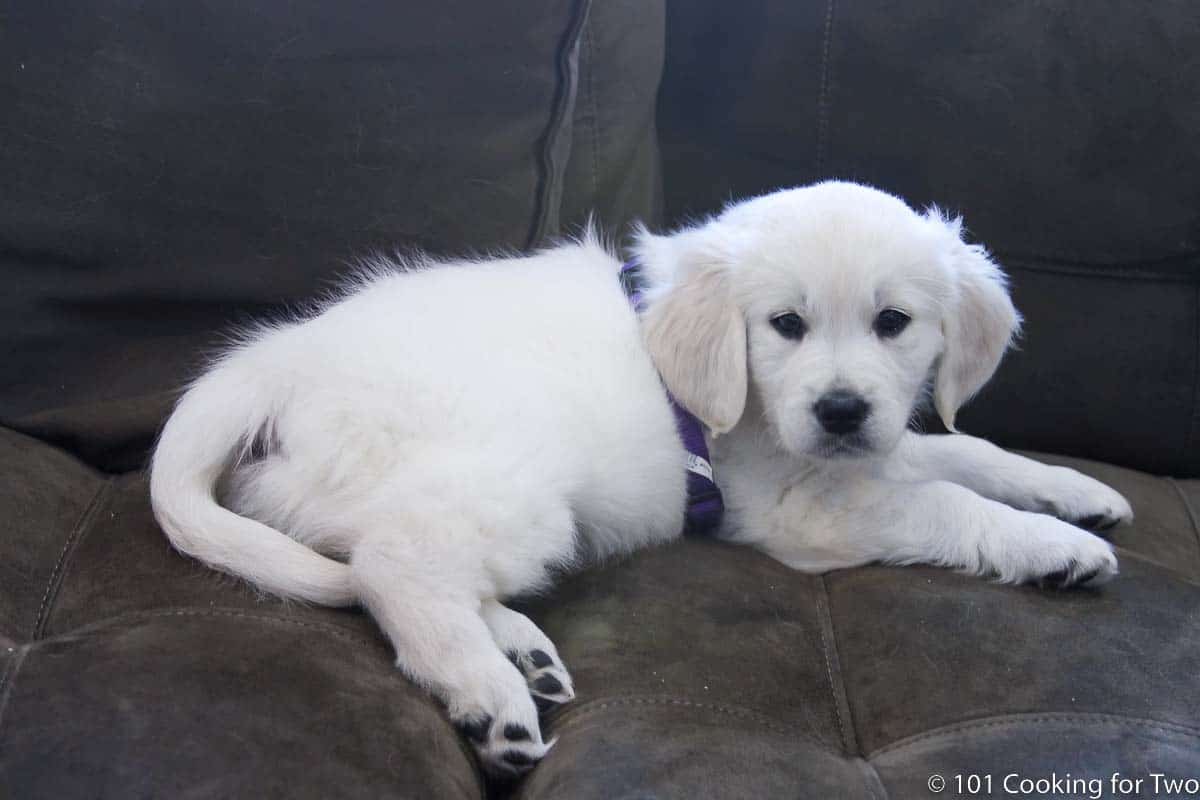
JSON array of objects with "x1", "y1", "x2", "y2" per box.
[{"x1": 622, "y1": 260, "x2": 724, "y2": 535}]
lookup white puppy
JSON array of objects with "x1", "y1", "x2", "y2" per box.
[{"x1": 150, "y1": 181, "x2": 1131, "y2": 776}]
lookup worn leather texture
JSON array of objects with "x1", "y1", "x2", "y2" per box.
[
  {"x1": 0, "y1": 0, "x2": 591, "y2": 473},
  {"x1": 659, "y1": 0, "x2": 1200, "y2": 477},
  {"x1": 559, "y1": 0, "x2": 666, "y2": 240},
  {"x1": 2, "y1": 425, "x2": 1199, "y2": 798}
]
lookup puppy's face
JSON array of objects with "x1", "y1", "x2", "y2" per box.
[{"x1": 639, "y1": 182, "x2": 1020, "y2": 461}]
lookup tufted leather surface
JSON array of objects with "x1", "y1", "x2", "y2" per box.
[{"x1": 3, "y1": 424, "x2": 1199, "y2": 798}]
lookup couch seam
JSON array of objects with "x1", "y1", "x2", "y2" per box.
[
  {"x1": 43, "y1": 607, "x2": 387, "y2": 654},
  {"x1": 0, "y1": 643, "x2": 31, "y2": 734},
  {"x1": 1111, "y1": 544, "x2": 1200, "y2": 589},
  {"x1": 867, "y1": 712, "x2": 1200, "y2": 760},
  {"x1": 1165, "y1": 477, "x2": 1200, "y2": 571},
  {"x1": 546, "y1": 694, "x2": 831, "y2": 749},
  {"x1": 585, "y1": 9, "x2": 600, "y2": 206},
  {"x1": 32, "y1": 476, "x2": 115, "y2": 640},
  {"x1": 855, "y1": 756, "x2": 890, "y2": 800},
  {"x1": 1186, "y1": 281, "x2": 1200, "y2": 469},
  {"x1": 814, "y1": 0, "x2": 837, "y2": 176},
  {"x1": 995, "y1": 250, "x2": 1199, "y2": 277},
  {"x1": 1001, "y1": 257, "x2": 1198, "y2": 283},
  {"x1": 525, "y1": 0, "x2": 591, "y2": 249},
  {"x1": 817, "y1": 573, "x2": 860, "y2": 756}
]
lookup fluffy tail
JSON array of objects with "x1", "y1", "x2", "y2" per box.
[{"x1": 150, "y1": 355, "x2": 356, "y2": 606}]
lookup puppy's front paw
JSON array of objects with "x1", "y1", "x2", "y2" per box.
[
  {"x1": 1033, "y1": 466, "x2": 1133, "y2": 533},
  {"x1": 1005, "y1": 515, "x2": 1119, "y2": 589}
]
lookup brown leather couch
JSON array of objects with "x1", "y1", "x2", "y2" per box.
[{"x1": 3, "y1": 1, "x2": 1198, "y2": 797}]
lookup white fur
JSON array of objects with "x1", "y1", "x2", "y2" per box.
[
  {"x1": 150, "y1": 181, "x2": 1132, "y2": 775},
  {"x1": 151, "y1": 232, "x2": 682, "y2": 774},
  {"x1": 638, "y1": 182, "x2": 1130, "y2": 585}
]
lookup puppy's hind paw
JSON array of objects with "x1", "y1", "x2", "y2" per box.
[
  {"x1": 507, "y1": 648, "x2": 576, "y2": 714},
  {"x1": 453, "y1": 708, "x2": 555, "y2": 780}
]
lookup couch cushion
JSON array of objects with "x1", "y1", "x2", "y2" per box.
[
  {"x1": 4, "y1": 425, "x2": 1197, "y2": 797},
  {"x1": 517, "y1": 453, "x2": 1200, "y2": 798},
  {"x1": 657, "y1": 0, "x2": 1200, "y2": 477},
  {"x1": 0, "y1": 428, "x2": 482, "y2": 798},
  {"x1": 0, "y1": 427, "x2": 104, "y2": 642},
  {"x1": 559, "y1": 0, "x2": 666, "y2": 237},
  {"x1": 0, "y1": 0, "x2": 590, "y2": 473}
]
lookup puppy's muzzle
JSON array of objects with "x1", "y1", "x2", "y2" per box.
[{"x1": 814, "y1": 390, "x2": 870, "y2": 435}]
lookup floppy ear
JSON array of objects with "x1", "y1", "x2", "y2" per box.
[
  {"x1": 929, "y1": 212, "x2": 1022, "y2": 432},
  {"x1": 635, "y1": 225, "x2": 748, "y2": 435}
]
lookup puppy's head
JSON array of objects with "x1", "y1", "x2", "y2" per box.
[{"x1": 637, "y1": 181, "x2": 1020, "y2": 460}]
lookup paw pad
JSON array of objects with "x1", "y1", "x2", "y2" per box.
[
  {"x1": 1037, "y1": 561, "x2": 1105, "y2": 590},
  {"x1": 503, "y1": 723, "x2": 531, "y2": 741},
  {"x1": 508, "y1": 648, "x2": 575, "y2": 715},
  {"x1": 455, "y1": 715, "x2": 492, "y2": 744},
  {"x1": 1073, "y1": 513, "x2": 1120, "y2": 532}
]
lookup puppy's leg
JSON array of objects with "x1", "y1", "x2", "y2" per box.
[
  {"x1": 765, "y1": 476, "x2": 1117, "y2": 588},
  {"x1": 891, "y1": 432, "x2": 1133, "y2": 531},
  {"x1": 351, "y1": 535, "x2": 551, "y2": 778},
  {"x1": 481, "y1": 600, "x2": 575, "y2": 714}
]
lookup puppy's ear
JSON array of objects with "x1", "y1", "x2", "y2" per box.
[
  {"x1": 634, "y1": 224, "x2": 748, "y2": 435},
  {"x1": 928, "y1": 211, "x2": 1022, "y2": 432}
]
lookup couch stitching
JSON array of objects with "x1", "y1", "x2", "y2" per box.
[
  {"x1": 855, "y1": 756, "x2": 890, "y2": 800},
  {"x1": 547, "y1": 695, "x2": 830, "y2": 748},
  {"x1": 1110, "y1": 545, "x2": 1200, "y2": 588},
  {"x1": 868, "y1": 712, "x2": 1200, "y2": 760},
  {"x1": 585, "y1": 9, "x2": 600, "y2": 205},
  {"x1": 45, "y1": 607, "x2": 387, "y2": 654},
  {"x1": 525, "y1": 0, "x2": 591, "y2": 249},
  {"x1": 1186, "y1": 280, "x2": 1200, "y2": 469},
  {"x1": 32, "y1": 476, "x2": 115, "y2": 640},
  {"x1": 995, "y1": 251, "x2": 1199, "y2": 281},
  {"x1": 817, "y1": 573, "x2": 859, "y2": 756},
  {"x1": 1165, "y1": 477, "x2": 1200, "y2": 573},
  {"x1": 0, "y1": 643, "x2": 31, "y2": 733},
  {"x1": 814, "y1": 0, "x2": 837, "y2": 176}
]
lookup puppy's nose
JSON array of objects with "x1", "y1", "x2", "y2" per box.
[{"x1": 814, "y1": 390, "x2": 870, "y2": 435}]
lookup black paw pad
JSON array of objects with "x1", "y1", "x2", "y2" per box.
[
  {"x1": 529, "y1": 649, "x2": 554, "y2": 669},
  {"x1": 456, "y1": 715, "x2": 492, "y2": 744},
  {"x1": 503, "y1": 723, "x2": 531, "y2": 741},
  {"x1": 1040, "y1": 568, "x2": 1072, "y2": 588},
  {"x1": 502, "y1": 750, "x2": 537, "y2": 767},
  {"x1": 531, "y1": 674, "x2": 563, "y2": 695},
  {"x1": 1038, "y1": 560, "x2": 1097, "y2": 590}
]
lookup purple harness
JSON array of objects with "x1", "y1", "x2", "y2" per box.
[{"x1": 621, "y1": 260, "x2": 724, "y2": 535}]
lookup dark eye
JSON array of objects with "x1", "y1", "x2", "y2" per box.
[
  {"x1": 874, "y1": 308, "x2": 911, "y2": 338},
  {"x1": 770, "y1": 312, "x2": 807, "y2": 340}
]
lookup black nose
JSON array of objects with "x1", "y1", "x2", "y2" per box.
[{"x1": 814, "y1": 390, "x2": 870, "y2": 434}]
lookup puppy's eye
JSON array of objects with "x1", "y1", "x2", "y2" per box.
[
  {"x1": 770, "y1": 312, "x2": 807, "y2": 340},
  {"x1": 874, "y1": 308, "x2": 911, "y2": 338}
]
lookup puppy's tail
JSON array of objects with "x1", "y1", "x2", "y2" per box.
[{"x1": 149, "y1": 355, "x2": 356, "y2": 607}]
